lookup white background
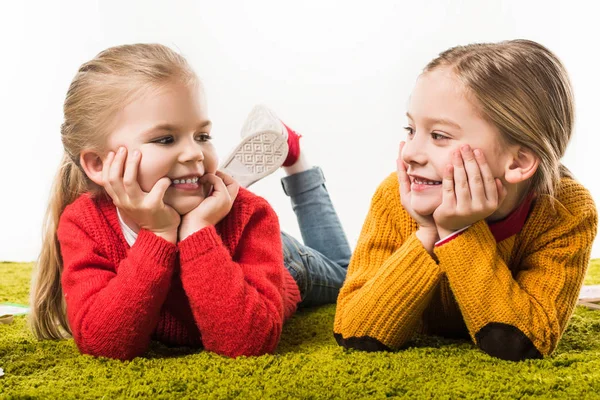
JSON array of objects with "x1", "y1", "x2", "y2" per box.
[{"x1": 0, "y1": 0, "x2": 598, "y2": 262}]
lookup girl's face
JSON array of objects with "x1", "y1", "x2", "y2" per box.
[
  {"x1": 106, "y1": 82, "x2": 218, "y2": 215},
  {"x1": 402, "y1": 67, "x2": 511, "y2": 216}
]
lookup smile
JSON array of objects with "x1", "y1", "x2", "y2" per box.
[
  {"x1": 172, "y1": 177, "x2": 199, "y2": 184},
  {"x1": 412, "y1": 178, "x2": 442, "y2": 185}
]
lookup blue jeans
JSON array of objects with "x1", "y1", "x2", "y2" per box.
[{"x1": 280, "y1": 167, "x2": 351, "y2": 307}]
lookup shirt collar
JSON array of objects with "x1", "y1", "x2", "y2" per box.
[{"x1": 487, "y1": 192, "x2": 535, "y2": 243}]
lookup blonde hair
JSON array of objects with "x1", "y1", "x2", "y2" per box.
[
  {"x1": 424, "y1": 39, "x2": 575, "y2": 199},
  {"x1": 31, "y1": 44, "x2": 197, "y2": 339}
]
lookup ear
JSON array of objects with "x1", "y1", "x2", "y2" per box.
[
  {"x1": 504, "y1": 147, "x2": 540, "y2": 184},
  {"x1": 79, "y1": 150, "x2": 105, "y2": 187}
]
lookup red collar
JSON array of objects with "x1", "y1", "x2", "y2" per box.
[{"x1": 487, "y1": 192, "x2": 535, "y2": 243}]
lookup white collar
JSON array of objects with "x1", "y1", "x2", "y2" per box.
[{"x1": 116, "y1": 208, "x2": 138, "y2": 247}]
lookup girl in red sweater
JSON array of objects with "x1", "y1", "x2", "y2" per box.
[{"x1": 30, "y1": 44, "x2": 350, "y2": 360}]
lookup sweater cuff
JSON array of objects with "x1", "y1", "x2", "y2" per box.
[
  {"x1": 178, "y1": 225, "x2": 224, "y2": 264},
  {"x1": 435, "y1": 225, "x2": 471, "y2": 247},
  {"x1": 133, "y1": 229, "x2": 178, "y2": 268},
  {"x1": 433, "y1": 220, "x2": 496, "y2": 277}
]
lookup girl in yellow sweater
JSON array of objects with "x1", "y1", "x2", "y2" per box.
[{"x1": 334, "y1": 40, "x2": 598, "y2": 361}]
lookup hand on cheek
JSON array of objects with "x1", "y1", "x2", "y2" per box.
[
  {"x1": 433, "y1": 145, "x2": 507, "y2": 239},
  {"x1": 178, "y1": 171, "x2": 240, "y2": 241},
  {"x1": 101, "y1": 146, "x2": 180, "y2": 244}
]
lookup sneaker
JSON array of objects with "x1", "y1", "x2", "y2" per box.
[
  {"x1": 240, "y1": 105, "x2": 287, "y2": 139},
  {"x1": 242, "y1": 104, "x2": 302, "y2": 167},
  {"x1": 220, "y1": 105, "x2": 289, "y2": 188}
]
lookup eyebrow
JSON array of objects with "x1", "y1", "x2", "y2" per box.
[
  {"x1": 406, "y1": 112, "x2": 462, "y2": 130},
  {"x1": 143, "y1": 120, "x2": 212, "y2": 136}
]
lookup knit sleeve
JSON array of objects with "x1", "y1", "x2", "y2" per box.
[
  {"x1": 334, "y1": 174, "x2": 443, "y2": 350},
  {"x1": 434, "y1": 193, "x2": 598, "y2": 359},
  {"x1": 177, "y1": 197, "x2": 290, "y2": 358},
  {"x1": 58, "y1": 203, "x2": 177, "y2": 361}
]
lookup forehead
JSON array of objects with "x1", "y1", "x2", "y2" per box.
[
  {"x1": 109, "y1": 82, "x2": 209, "y2": 143},
  {"x1": 125, "y1": 82, "x2": 207, "y2": 122},
  {"x1": 408, "y1": 68, "x2": 478, "y2": 122}
]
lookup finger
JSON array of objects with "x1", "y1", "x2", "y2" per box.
[
  {"x1": 496, "y1": 178, "x2": 508, "y2": 206},
  {"x1": 215, "y1": 170, "x2": 235, "y2": 185},
  {"x1": 101, "y1": 151, "x2": 119, "y2": 201},
  {"x1": 200, "y1": 173, "x2": 227, "y2": 196},
  {"x1": 452, "y1": 149, "x2": 470, "y2": 206},
  {"x1": 397, "y1": 142, "x2": 411, "y2": 197},
  {"x1": 442, "y1": 164, "x2": 456, "y2": 208},
  {"x1": 146, "y1": 177, "x2": 172, "y2": 205},
  {"x1": 461, "y1": 145, "x2": 485, "y2": 203},
  {"x1": 473, "y1": 149, "x2": 498, "y2": 203},
  {"x1": 122, "y1": 149, "x2": 144, "y2": 199},
  {"x1": 108, "y1": 147, "x2": 127, "y2": 199},
  {"x1": 216, "y1": 170, "x2": 240, "y2": 200}
]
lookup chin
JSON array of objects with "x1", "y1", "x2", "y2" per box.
[
  {"x1": 169, "y1": 198, "x2": 204, "y2": 216},
  {"x1": 410, "y1": 200, "x2": 439, "y2": 216}
]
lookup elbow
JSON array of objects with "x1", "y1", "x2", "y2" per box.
[
  {"x1": 334, "y1": 332, "x2": 392, "y2": 352},
  {"x1": 208, "y1": 319, "x2": 282, "y2": 358},
  {"x1": 74, "y1": 327, "x2": 147, "y2": 361},
  {"x1": 77, "y1": 340, "x2": 145, "y2": 361},
  {"x1": 333, "y1": 312, "x2": 395, "y2": 352},
  {"x1": 475, "y1": 323, "x2": 543, "y2": 361}
]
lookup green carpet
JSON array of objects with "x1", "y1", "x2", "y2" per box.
[{"x1": 1, "y1": 260, "x2": 600, "y2": 399}]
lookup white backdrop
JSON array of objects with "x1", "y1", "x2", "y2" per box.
[{"x1": 1, "y1": 0, "x2": 598, "y2": 262}]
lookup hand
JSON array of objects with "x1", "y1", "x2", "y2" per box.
[
  {"x1": 102, "y1": 147, "x2": 180, "y2": 243},
  {"x1": 178, "y1": 171, "x2": 240, "y2": 241},
  {"x1": 397, "y1": 141, "x2": 439, "y2": 253},
  {"x1": 433, "y1": 145, "x2": 507, "y2": 239}
]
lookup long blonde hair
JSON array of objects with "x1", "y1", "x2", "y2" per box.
[
  {"x1": 31, "y1": 44, "x2": 197, "y2": 339},
  {"x1": 425, "y1": 39, "x2": 575, "y2": 199}
]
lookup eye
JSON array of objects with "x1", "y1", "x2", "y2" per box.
[
  {"x1": 403, "y1": 126, "x2": 414, "y2": 137},
  {"x1": 431, "y1": 132, "x2": 449, "y2": 141},
  {"x1": 153, "y1": 136, "x2": 174, "y2": 145},
  {"x1": 195, "y1": 133, "x2": 212, "y2": 142}
]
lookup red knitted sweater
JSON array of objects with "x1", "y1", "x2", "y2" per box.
[{"x1": 57, "y1": 188, "x2": 301, "y2": 360}]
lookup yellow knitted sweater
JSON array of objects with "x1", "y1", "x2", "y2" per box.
[{"x1": 334, "y1": 174, "x2": 597, "y2": 356}]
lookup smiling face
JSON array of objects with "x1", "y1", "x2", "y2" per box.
[
  {"x1": 106, "y1": 82, "x2": 218, "y2": 215},
  {"x1": 402, "y1": 67, "x2": 511, "y2": 216}
]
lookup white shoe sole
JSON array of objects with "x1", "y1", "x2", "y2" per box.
[
  {"x1": 220, "y1": 130, "x2": 289, "y2": 188},
  {"x1": 240, "y1": 105, "x2": 287, "y2": 139}
]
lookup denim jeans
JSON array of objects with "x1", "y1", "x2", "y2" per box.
[{"x1": 280, "y1": 167, "x2": 351, "y2": 307}]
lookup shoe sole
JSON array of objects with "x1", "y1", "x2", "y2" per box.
[
  {"x1": 240, "y1": 105, "x2": 287, "y2": 139},
  {"x1": 220, "y1": 130, "x2": 289, "y2": 188}
]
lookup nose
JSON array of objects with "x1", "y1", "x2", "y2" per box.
[
  {"x1": 401, "y1": 132, "x2": 427, "y2": 165},
  {"x1": 178, "y1": 137, "x2": 205, "y2": 164}
]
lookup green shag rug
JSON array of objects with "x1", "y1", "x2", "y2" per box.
[{"x1": 1, "y1": 260, "x2": 600, "y2": 399}]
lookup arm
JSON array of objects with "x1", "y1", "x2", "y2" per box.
[
  {"x1": 434, "y1": 202, "x2": 597, "y2": 360},
  {"x1": 59, "y1": 209, "x2": 177, "y2": 360},
  {"x1": 333, "y1": 175, "x2": 443, "y2": 350},
  {"x1": 177, "y1": 199, "x2": 288, "y2": 358}
]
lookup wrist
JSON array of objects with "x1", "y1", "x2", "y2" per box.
[
  {"x1": 151, "y1": 229, "x2": 177, "y2": 244},
  {"x1": 416, "y1": 228, "x2": 439, "y2": 255},
  {"x1": 437, "y1": 226, "x2": 458, "y2": 241},
  {"x1": 179, "y1": 220, "x2": 212, "y2": 241},
  {"x1": 417, "y1": 226, "x2": 439, "y2": 240}
]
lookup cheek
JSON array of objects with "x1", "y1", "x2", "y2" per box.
[
  {"x1": 203, "y1": 148, "x2": 219, "y2": 173},
  {"x1": 137, "y1": 155, "x2": 169, "y2": 192},
  {"x1": 434, "y1": 152, "x2": 453, "y2": 177}
]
